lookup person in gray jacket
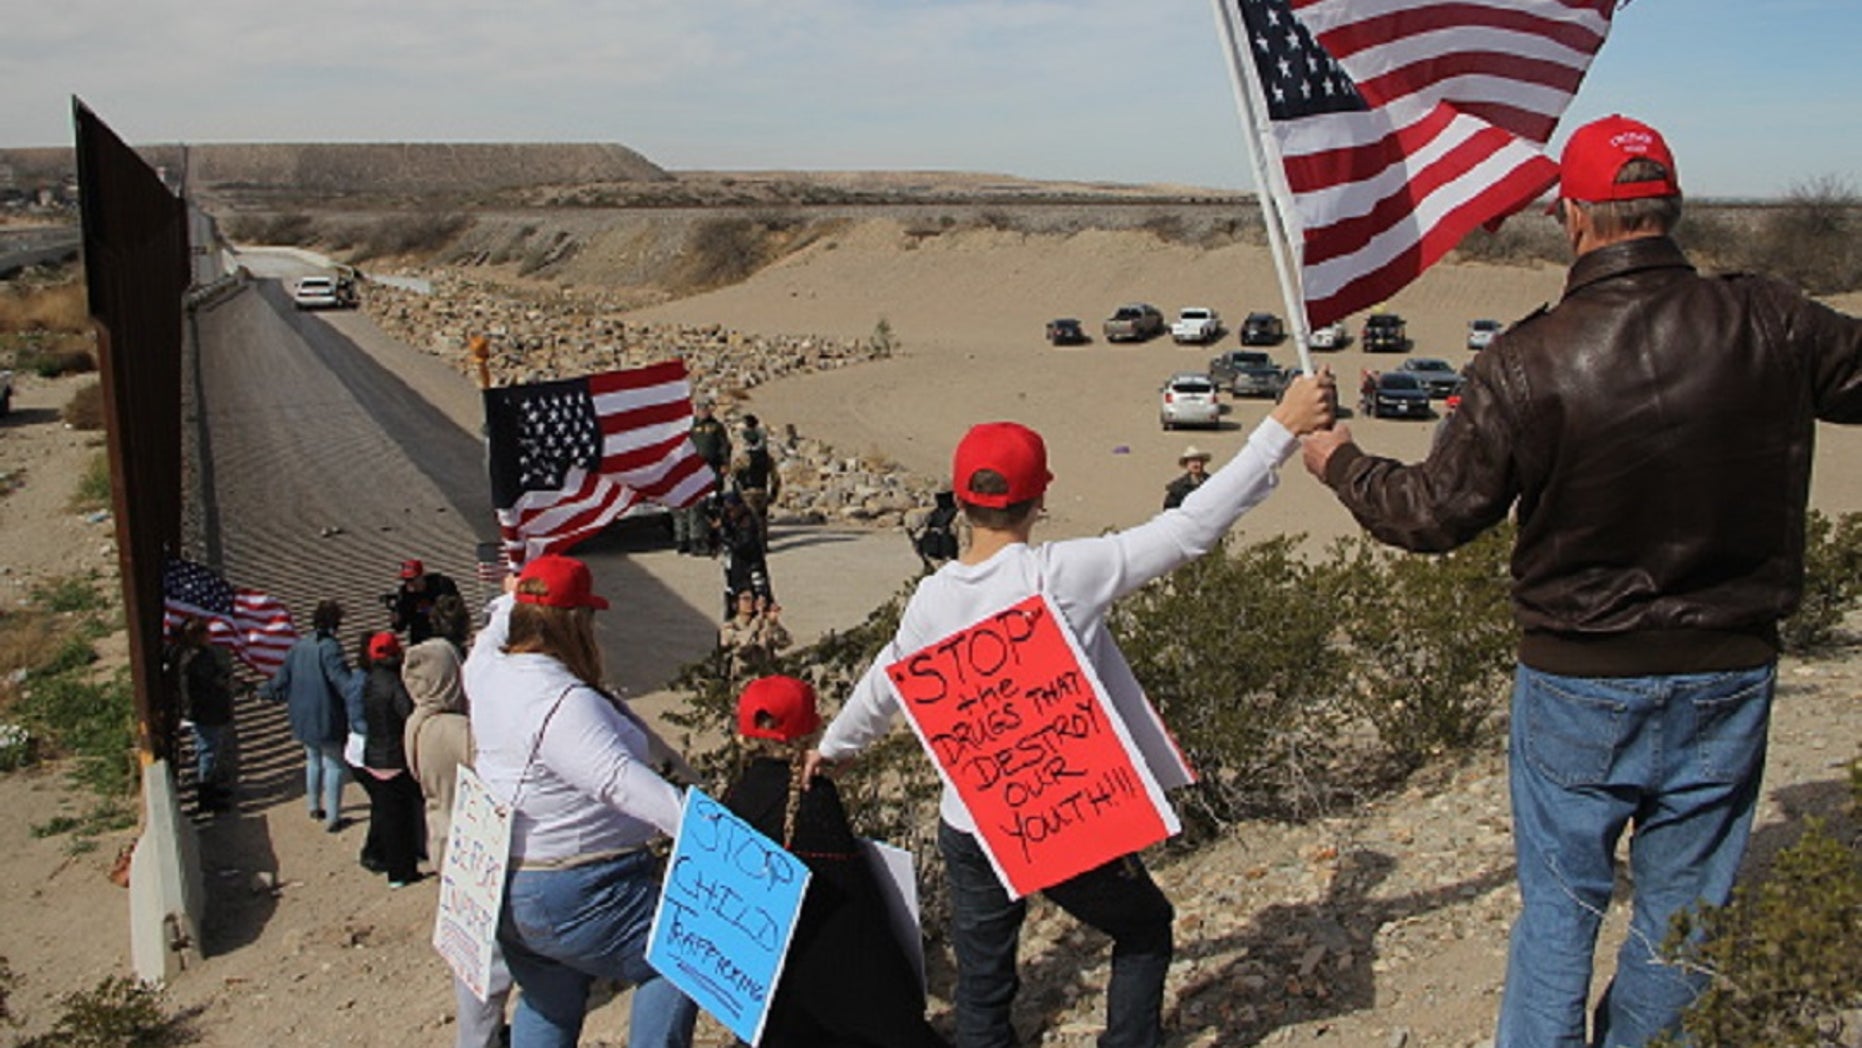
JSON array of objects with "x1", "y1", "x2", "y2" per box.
[{"x1": 261, "y1": 599, "x2": 352, "y2": 832}]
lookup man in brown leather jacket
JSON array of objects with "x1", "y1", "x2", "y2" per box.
[{"x1": 1303, "y1": 115, "x2": 1862, "y2": 1048}]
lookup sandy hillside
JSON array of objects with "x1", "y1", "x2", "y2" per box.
[{"x1": 631, "y1": 221, "x2": 1862, "y2": 546}]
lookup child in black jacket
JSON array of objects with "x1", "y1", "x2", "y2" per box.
[{"x1": 723, "y1": 676, "x2": 947, "y2": 1048}]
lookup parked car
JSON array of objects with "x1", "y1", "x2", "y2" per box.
[
  {"x1": 0, "y1": 369, "x2": 11, "y2": 416},
  {"x1": 1363, "y1": 372, "x2": 1433, "y2": 419},
  {"x1": 1310, "y1": 320, "x2": 1350, "y2": 350},
  {"x1": 1104, "y1": 303, "x2": 1166, "y2": 343},
  {"x1": 1396, "y1": 357, "x2": 1465, "y2": 398},
  {"x1": 1240, "y1": 311, "x2": 1285, "y2": 346},
  {"x1": 291, "y1": 275, "x2": 342, "y2": 310},
  {"x1": 1467, "y1": 318, "x2": 1504, "y2": 350},
  {"x1": 1046, "y1": 318, "x2": 1089, "y2": 345},
  {"x1": 1362, "y1": 312, "x2": 1409, "y2": 353},
  {"x1": 1170, "y1": 307, "x2": 1223, "y2": 344},
  {"x1": 1207, "y1": 350, "x2": 1284, "y2": 398},
  {"x1": 1159, "y1": 372, "x2": 1221, "y2": 430}
]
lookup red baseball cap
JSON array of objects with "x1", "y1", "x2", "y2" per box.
[
  {"x1": 368, "y1": 630, "x2": 402, "y2": 662},
  {"x1": 737, "y1": 676, "x2": 821, "y2": 743},
  {"x1": 514, "y1": 554, "x2": 610, "y2": 610},
  {"x1": 399, "y1": 558, "x2": 424, "y2": 580},
  {"x1": 1557, "y1": 114, "x2": 1680, "y2": 205},
  {"x1": 952, "y1": 422, "x2": 1052, "y2": 509}
]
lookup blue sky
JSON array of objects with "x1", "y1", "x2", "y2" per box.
[{"x1": 2, "y1": 1, "x2": 1856, "y2": 200}]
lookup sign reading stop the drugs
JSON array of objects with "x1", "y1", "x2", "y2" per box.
[{"x1": 885, "y1": 594, "x2": 1179, "y2": 898}]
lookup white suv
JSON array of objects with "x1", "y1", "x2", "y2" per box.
[
  {"x1": 1159, "y1": 372, "x2": 1220, "y2": 430},
  {"x1": 292, "y1": 276, "x2": 341, "y2": 310}
]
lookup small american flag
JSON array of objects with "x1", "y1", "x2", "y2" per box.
[
  {"x1": 475, "y1": 541, "x2": 512, "y2": 583},
  {"x1": 485, "y1": 360, "x2": 716, "y2": 564},
  {"x1": 162, "y1": 557, "x2": 298, "y2": 675},
  {"x1": 1217, "y1": 0, "x2": 1615, "y2": 326}
]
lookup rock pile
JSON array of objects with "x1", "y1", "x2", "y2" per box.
[{"x1": 361, "y1": 275, "x2": 942, "y2": 530}]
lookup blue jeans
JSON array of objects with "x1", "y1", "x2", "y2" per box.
[
  {"x1": 303, "y1": 742, "x2": 347, "y2": 827},
  {"x1": 499, "y1": 851, "x2": 698, "y2": 1048},
  {"x1": 1497, "y1": 663, "x2": 1774, "y2": 1048},
  {"x1": 193, "y1": 722, "x2": 229, "y2": 787},
  {"x1": 940, "y1": 820, "x2": 1173, "y2": 1048}
]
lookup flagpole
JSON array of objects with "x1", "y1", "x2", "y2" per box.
[{"x1": 1209, "y1": 0, "x2": 1315, "y2": 379}]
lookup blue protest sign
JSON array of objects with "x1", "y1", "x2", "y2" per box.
[{"x1": 646, "y1": 787, "x2": 811, "y2": 1046}]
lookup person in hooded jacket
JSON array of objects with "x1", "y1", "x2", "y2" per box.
[{"x1": 403, "y1": 595, "x2": 514, "y2": 1048}]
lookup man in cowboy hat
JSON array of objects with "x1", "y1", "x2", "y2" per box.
[{"x1": 1162, "y1": 445, "x2": 1213, "y2": 509}]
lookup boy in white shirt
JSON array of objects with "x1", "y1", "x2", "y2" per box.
[{"x1": 810, "y1": 371, "x2": 1334, "y2": 1048}]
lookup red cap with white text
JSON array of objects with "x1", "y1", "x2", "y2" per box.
[
  {"x1": 952, "y1": 422, "x2": 1052, "y2": 509},
  {"x1": 1557, "y1": 114, "x2": 1680, "y2": 204}
]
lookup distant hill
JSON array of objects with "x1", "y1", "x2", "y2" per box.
[{"x1": 0, "y1": 142, "x2": 671, "y2": 196}]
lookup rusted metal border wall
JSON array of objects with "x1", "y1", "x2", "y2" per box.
[{"x1": 73, "y1": 99, "x2": 187, "y2": 765}]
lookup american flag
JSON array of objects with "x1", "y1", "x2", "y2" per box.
[
  {"x1": 485, "y1": 360, "x2": 716, "y2": 564},
  {"x1": 162, "y1": 558, "x2": 299, "y2": 675},
  {"x1": 474, "y1": 541, "x2": 512, "y2": 583},
  {"x1": 1218, "y1": 0, "x2": 1615, "y2": 326}
]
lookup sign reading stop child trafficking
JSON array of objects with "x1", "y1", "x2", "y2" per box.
[{"x1": 885, "y1": 593, "x2": 1180, "y2": 898}]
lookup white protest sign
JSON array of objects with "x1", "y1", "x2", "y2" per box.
[{"x1": 431, "y1": 765, "x2": 512, "y2": 1002}]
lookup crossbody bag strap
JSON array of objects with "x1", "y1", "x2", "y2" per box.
[{"x1": 507, "y1": 684, "x2": 578, "y2": 811}]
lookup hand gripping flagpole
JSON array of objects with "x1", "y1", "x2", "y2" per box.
[{"x1": 1209, "y1": 0, "x2": 1316, "y2": 380}]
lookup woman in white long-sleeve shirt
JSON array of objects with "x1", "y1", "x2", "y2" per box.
[{"x1": 464, "y1": 554, "x2": 696, "y2": 1048}]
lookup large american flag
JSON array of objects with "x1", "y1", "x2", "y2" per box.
[
  {"x1": 162, "y1": 558, "x2": 298, "y2": 675},
  {"x1": 1218, "y1": 0, "x2": 1616, "y2": 326},
  {"x1": 485, "y1": 360, "x2": 716, "y2": 564}
]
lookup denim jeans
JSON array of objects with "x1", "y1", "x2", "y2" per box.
[
  {"x1": 193, "y1": 722, "x2": 229, "y2": 787},
  {"x1": 939, "y1": 820, "x2": 1173, "y2": 1048},
  {"x1": 1496, "y1": 662, "x2": 1774, "y2": 1048},
  {"x1": 499, "y1": 850, "x2": 698, "y2": 1048},
  {"x1": 303, "y1": 742, "x2": 347, "y2": 827}
]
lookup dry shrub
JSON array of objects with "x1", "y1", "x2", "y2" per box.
[
  {"x1": 0, "y1": 607, "x2": 63, "y2": 682},
  {"x1": 350, "y1": 212, "x2": 470, "y2": 262},
  {"x1": 1747, "y1": 176, "x2": 1862, "y2": 295},
  {"x1": 223, "y1": 211, "x2": 317, "y2": 245},
  {"x1": 0, "y1": 283, "x2": 89, "y2": 334},
  {"x1": 61, "y1": 382, "x2": 104, "y2": 431},
  {"x1": 1452, "y1": 219, "x2": 1567, "y2": 266}
]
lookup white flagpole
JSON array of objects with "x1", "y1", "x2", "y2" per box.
[{"x1": 1209, "y1": 0, "x2": 1315, "y2": 378}]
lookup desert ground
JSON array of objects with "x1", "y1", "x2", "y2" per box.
[{"x1": 2, "y1": 218, "x2": 1860, "y2": 1046}]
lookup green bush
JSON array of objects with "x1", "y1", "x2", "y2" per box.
[
  {"x1": 30, "y1": 574, "x2": 108, "y2": 615},
  {"x1": 1109, "y1": 535, "x2": 1352, "y2": 828},
  {"x1": 68, "y1": 452, "x2": 112, "y2": 513},
  {"x1": 16, "y1": 670, "x2": 136, "y2": 796},
  {"x1": 1654, "y1": 763, "x2": 1862, "y2": 1048},
  {"x1": 1327, "y1": 527, "x2": 1517, "y2": 767},
  {"x1": 1782, "y1": 509, "x2": 1862, "y2": 653},
  {"x1": 13, "y1": 975, "x2": 185, "y2": 1047},
  {"x1": 17, "y1": 346, "x2": 96, "y2": 378}
]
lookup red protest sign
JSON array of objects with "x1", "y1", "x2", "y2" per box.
[{"x1": 885, "y1": 594, "x2": 1178, "y2": 898}]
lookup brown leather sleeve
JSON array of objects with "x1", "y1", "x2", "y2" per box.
[{"x1": 1324, "y1": 357, "x2": 1520, "y2": 553}]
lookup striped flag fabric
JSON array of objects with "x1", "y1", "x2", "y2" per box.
[
  {"x1": 484, "y1": 360, "x2": 716, "y2": 564},
  {"x1": 162, "y1": 557, "x2": 299, "y2": 675},
  {"x1": 474, "y1": 541, "x2": 512, "y2": 583},
  {"x1": 1218, "y1": 0, "x2": 1615, "y2": 326}
]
